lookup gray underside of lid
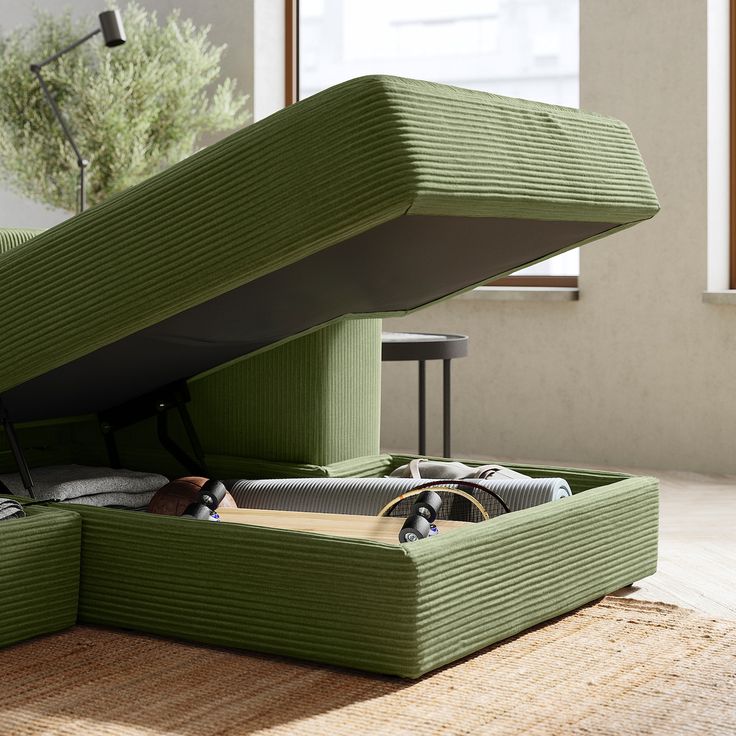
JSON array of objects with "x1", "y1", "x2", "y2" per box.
[{"x1": 1, "y1": 214, "x2": 615, "y2": 421}]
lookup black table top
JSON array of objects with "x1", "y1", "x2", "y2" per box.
[{"x1": 381, "y1": 332, "x2": 469, "y2": 361}]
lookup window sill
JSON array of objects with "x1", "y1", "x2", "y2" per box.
[
  {"x1": 702, "y1": 290, "x2": 736, "y2": 305},
  {"x1": 456, "y1": 286, "x2": 579, "y2": 302}
]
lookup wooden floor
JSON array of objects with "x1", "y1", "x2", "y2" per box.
[{"x1": 606, "y1": 468, "x2": 736, "y2": 619}]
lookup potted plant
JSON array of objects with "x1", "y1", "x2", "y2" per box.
[{"x1": 0, "y1": 3, "x2": 249, "y2": 213}]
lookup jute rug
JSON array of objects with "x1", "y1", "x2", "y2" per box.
[{"x1": 0, "y1": 597, "x2": 734, "y2": 736}]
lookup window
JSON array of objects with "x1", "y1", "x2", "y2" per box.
[
  {"x1": 286, "y1": 0, "x2": 580, "y2": 285},
  {"x1": 731, "y1": 0, "x2": 736, "y2": 289}
]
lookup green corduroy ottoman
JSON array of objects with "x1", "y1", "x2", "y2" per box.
[
  {"x1": 0, "y1": 75, "x2": 658, "y2": 424},
  {"x1": 59, "y1": 459, "x2": 657, "y2": 678},
  {"x1": 0, "y1": 75, "x2": 660, "y2": 675},
  {"x1": 0, "y1": 504, "x2": 81, "y2": 647}
]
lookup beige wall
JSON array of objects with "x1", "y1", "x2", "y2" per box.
[{"x1": 381, "y1": 0, "x2": 736, "y2": 474}]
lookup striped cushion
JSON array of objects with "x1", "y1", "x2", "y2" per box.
[{"x1": 0, "y1": 228, "x2": 43, "y2": 256}]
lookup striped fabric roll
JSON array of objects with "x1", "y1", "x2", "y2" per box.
[
  {"x1": 471, "y1": 477, "x2": 571, "y2": 511},
  {"x1": 227, "y1": 476, "x2": 571, "y2": 520}
]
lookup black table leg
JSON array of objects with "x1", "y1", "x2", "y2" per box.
[
  {"x1": 443, "y1": 359, "x2": 451, "y2": 458},
  {"x1": 382, "y1": 332, "x2": 467, "y2": 459},
  {"x1": 418, "y1": 360, "x2": 426, "y2": 455}
]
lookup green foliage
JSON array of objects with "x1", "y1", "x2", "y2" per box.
[{"x1": 0, "y1": 3, "x2": 249, "y2": 212}]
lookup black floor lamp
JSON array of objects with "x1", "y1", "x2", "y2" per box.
[{"x1": 30, "y1": 10, "x2": 126, "y2": 214}]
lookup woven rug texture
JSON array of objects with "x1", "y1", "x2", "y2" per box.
[{"x1": 0, "y1": 597, "x2": 734, "y2": 736}]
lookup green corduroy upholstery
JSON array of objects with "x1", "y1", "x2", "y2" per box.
[
  {"x1": 0, "y1": 504, "x2": 81, "y2": 647},
  {"x1": 0, "y1": 225, "x2": 381, "y2": 467},
  {"x1": 0, "y1": 238, "x2": 380, "y2": 467},
  {"x1": 0, "y1": 77, "x2": 659, "y2": 670},
  {"x1": 188, "y1": 319, "x2": 381, "y2": 465},
  {"x1": 64, "y1": 462, "x2": 657, "y2": 678},
  {"x1": 0, "y1": 75, "x2": 658, "y2": 399}
]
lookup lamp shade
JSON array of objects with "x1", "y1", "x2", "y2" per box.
[{"x1": 99, "y1": 10, "x2": 126, "y2": 47}]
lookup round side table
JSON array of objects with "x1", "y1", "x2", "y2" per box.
[{"x1": 381, "y1": 332, "x2": 469, "y2": 458}]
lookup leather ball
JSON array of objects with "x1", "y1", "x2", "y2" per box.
[{"x1": 147, "y1": 476, "x2": 237, "y2": 516}]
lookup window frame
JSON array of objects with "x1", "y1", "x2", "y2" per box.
[
  {"x1": 285, "y1": 0, "x2": 299, "y2": 106},
  {"x1": 731, "y1": 0, "x2": 736, "y2": 288},
  {"x1": 285, "y1": 0, "x2": 578, "y2": 287}
]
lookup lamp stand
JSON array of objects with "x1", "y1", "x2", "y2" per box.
[
  {"x1": 30, "y1": 28, "x2": 102, "y2": 214},
  {"x1": 30, "y1": 65, "x2": 89, "y2": 213}
]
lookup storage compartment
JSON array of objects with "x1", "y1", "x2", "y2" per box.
[
  {"x1": 58, "y1": 458, "x2": 658, "y2": 678},
  {"x1": 0, "y1": 75, "x2": 659, "y2": 676},
  {"x1": 0, "y1": 504, "x2": 81, "y2": 647}
]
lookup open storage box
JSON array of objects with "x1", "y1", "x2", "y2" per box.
[
  {"x1": 50, "y1": 458, "x2": 658, "y2": 678},
  {"x1": 0, "y1": 504, "x2": 81, "y2": 648},
  {"x1": 0, "y1": 75, "x2": 659, "y2": 674}
]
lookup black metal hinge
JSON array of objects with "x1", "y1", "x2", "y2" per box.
[{"x1": 98, "y1": 381, "x2": 208, "y2": 476}]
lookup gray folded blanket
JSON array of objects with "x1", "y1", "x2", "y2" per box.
[
  {"x1": 0, "y1": 497, "x2": 25, "y2": 521},
  {"x1": 0, "y1": 464, "x2": 168, "y2": 508},
  {"x1": 228, "y1": 476, "x2": 571, "y2": 519}
]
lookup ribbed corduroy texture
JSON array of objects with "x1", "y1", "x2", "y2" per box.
[
  {"x1": 188, "y1": 319, "x2": 382, "y2": 464},
  {"x1": 400, "y1": 77, "x2": 659, "y2": 223},
  {"x1": 66, "y1": 466, "x2": 658, "y2": 677},
  {"x1": 0, "y1": 505, "x2": 81, "y2": 648},
  {"x1": 0, "y1": 228, "x2": 43, "y2": 255},
  {"x1": 70, "y1": 504, "x2": 420, "y2": 674},
  {"x1": 0, "y1": 75, "x2": 658, "y2": 395},
  {"x1": 405, "y1": 476, "x2": 659, "y2": 676}
]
